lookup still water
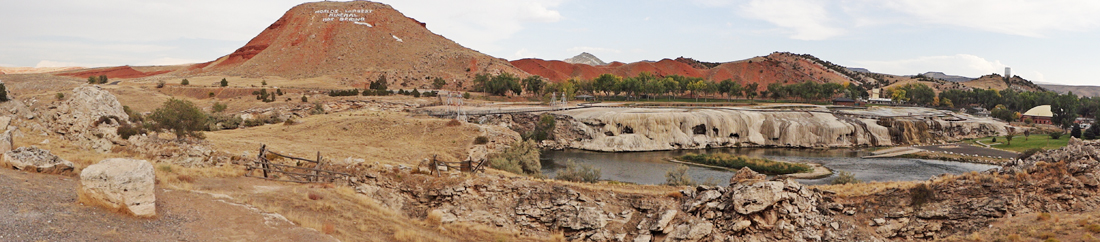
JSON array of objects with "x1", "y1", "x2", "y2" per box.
[{"x1": 540, "y1": 148, "x2": 1000, "y2": 185}]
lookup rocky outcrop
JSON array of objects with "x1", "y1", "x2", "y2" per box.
[
  {"x1": 125, "y1": 134, "x2": 221, "y2": 167},
  {"x1": 681, "y1": 168, "x2": 876, "y2": 241},
  {"x1": 43, "y1": 85, "x2": 128, "y2": 153},
  {"x1": 834, "y1": 137, "x2": 1100, "y2": 240},
  {"x1": 78, "y1": 158, "x2": 156, "y2": 217},
  {"x1": 354, "y1": 165, "x2": 880, "y2": 241},
  {"x1": 0, "y1": 116, "x2": 13, "y2": 154},
  {"x1": 0, "y1": 147, "x2": 74, "y2": 175},
  {"x1": 476, "y1": 106, "x2": 1006, "y2": 152}
]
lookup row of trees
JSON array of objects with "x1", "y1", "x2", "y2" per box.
[
  {"x1": 935, "y1": 87, "x2": 1100, "y2": 129},
  {"x1": 473, "y1": 72, "x2": 871, "y2": 103}
]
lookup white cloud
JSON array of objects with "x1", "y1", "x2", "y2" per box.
[
  {"x1": 511, "y1": 48, "x2": 538, "y2": 59},
  {"x1": 566, "y1": 46, "x2": 621, "y2": 54},
  {"x1": 738, "y1": 0, "x2": 844, "y2": 40},
  {"x1": 876, "y1": 0, "x2": 1100, "y2": 37},
  {"x1": 386, "y1": 0, "x2": 564, "y2": 53},
  {"x1": 854, "y1": 54, "x2": 1007, "y2": 77}
]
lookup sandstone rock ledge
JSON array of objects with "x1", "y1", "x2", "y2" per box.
[
  {"x1": 474, "y1": 106, "x2": 1007, "y2": 152},
  {"x1": 0, "y1": 147, "x2": 74, "y2": 175},
  {"x1": 78, "y1": 158, "x2": 156, "y2": 217}
]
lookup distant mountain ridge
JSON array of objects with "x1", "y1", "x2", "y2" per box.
[
  {"x1": 920, "y1": 72, "x2": 974, "y2": 82},
  {"x1": 1041, "y1": 84, "x2": 1100, "y2": 97},
  {"x1": 563, "y1": 52, "x2": 606, "y2": 66}
]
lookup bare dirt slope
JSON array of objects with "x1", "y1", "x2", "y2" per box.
[
  {"x1": 1041, "y1": 84, "x2": 1100, "y2": 97},
  {"x1": 0, "y1": 168, "x2": 336, "y2": 242},
  {"x1": 184, "y1": 1, "x2": 527, "y2": 90}
]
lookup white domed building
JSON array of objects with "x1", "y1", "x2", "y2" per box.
[{"x1": 1022, "y1": 105, "x2": 1053, "y2": 125}]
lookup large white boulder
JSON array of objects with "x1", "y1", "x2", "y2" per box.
[
  {"x1": 0, "y1": 147, "x2": 74, "y2": 175},
  {"x1": 78, "y1": 158, "x2": 156, "y2": 217}
]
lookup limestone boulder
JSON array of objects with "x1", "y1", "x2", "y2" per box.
[
  {"x1": 78, "y1": 158, "x2": 156, "y2": 217},
  {"x1": 47, "y1": 85, "x2": 129, "y2": 153},
  {"x1": 0, "y1": 147, "x2": 73, "y2": 174}
]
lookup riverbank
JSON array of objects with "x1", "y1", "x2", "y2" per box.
[{"x1": 667, "y1": 159, "x2": 833, "y2": 180}]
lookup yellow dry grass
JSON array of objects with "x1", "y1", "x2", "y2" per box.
[
  {"x1": 205, "y1": 110, "x2": 480, "y2": 166},
  {"x1": 811, "y1": 180, "x2": 922, "y2": 198},
  {"x1": 940, "y1": 212, "x2": 1100, "y2": 242}
]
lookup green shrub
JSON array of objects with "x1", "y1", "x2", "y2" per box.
[
  {"x1": 328, "y1": 89, "x2": 359, "y2": 97},
  {"x1": 473, "y1": 136, "x2": 489, "y2": 144},
  {"x1": 555, "y1": 160, "x2": 600, "y2": 183},
  {"x1": 463, "y1": 92, "x2": 471, "y2": 99},
  {"x1": 665, "y1": 165, "x2": 694, "y2": 186},
  {"x1": 149, "y1": 98, "x2": 208, "y2": 139},
  {"x1": 489, "y1": 157, "x2": 523, "y2": 174},
  {"x1": 411, "y1": 89, "x2": 421, "y2": 98},
  {"x1": 831, "y1": 171, "x2": 861, "y2": 185},
  {"x1": 211, "y1": 102, "x2": 227, "y2": 113},
  {"x1": 910, "y1": 183, "x2": 934, "y2": 207},
  {"x1": 181, "y1": 79, "x2": 189, "y2": 85},
  {"x1": 220, "y1": 78, "x2": 228, "y2": 87},
  {"x1": 123, "y1": 106, "x2": 143, "y2": 123},
  {"x1": 310, "y1": 102, "x2": 325, "y2": 115},
  {"x1": 0, "y1": 83, "x2": 8, "y2": 102},
  {"x1": 1050, "y1": 131, "x2": 1064, "y2": 139},
  {"x1": 487, "y1": 140, "x2": 541, "y2": 175},
  {"x1": 301, "y1": 96, "x2": 308, "y2": 103},
  {"x1": 207, "y1": 114, "x2": 242, "y2": 130},
  {"x1": 55, "y1": 92, "x2": 64, "y2": 101},
  {"x1": 523, "y1": 114, "x2": 556, "y2": 141},
  {"x1": 116, "y1": 122, "x2": 145, "y2": 139},
  {"x1": 677, "y1": 153, "x2": 811, "y2": 174},
  {"x1": 156, "y1": 80, "x2": 166, "y2": 88}
]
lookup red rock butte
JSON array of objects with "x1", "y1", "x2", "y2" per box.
[
  {"x1": 181, "y1": 1, "x2": 526, "y2": 89},
  {"x1": 511, "y1": 52, "x2": 857, "y2": 86}
]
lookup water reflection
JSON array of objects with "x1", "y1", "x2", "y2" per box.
[{"x1": 540, "y1": 148, "x2": 1000, "y2": 185}]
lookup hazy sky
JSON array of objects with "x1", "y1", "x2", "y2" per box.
[{"x1": 2, "y1": 0, "x2": 1099, "y2": 86}]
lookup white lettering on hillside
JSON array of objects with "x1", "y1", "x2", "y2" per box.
[{"x1": 316, "y1": 9, "x2": 372, "y2": 23}]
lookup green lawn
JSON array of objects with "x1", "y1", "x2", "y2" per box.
[{"x1": 967, "y1": 135, "x2": 1069, "y2": 152}]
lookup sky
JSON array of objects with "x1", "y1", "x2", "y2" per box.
[{"x1": 2, "y1": 0, "x2": 1099, "y2": 86}]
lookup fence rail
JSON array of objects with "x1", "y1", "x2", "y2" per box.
[{"x1": 245, "y1": 144, "x2": 354, "y2": 184}]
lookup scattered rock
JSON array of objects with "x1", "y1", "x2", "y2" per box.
[
  {"x1": 0, "y1": 147, "x2": 73, "y2": 175},
  {"x1": 729, "y1": 167, "x2": 766, "y2": 184},
  {"x1": 78, "y1": 158, "x2": 156, "y2": 217}
]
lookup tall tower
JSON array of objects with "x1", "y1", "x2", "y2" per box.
[{"x1": 1005, "y1": 67, "x2": 1011, "y2": 79}]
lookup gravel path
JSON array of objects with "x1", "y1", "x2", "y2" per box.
[{"x1": 0, "y1": 168, "x2": 336, "y2": 242}]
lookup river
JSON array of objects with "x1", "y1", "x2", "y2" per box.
[{"x1": 540, "y1": 148, "x2": 1000, "y2": 185}]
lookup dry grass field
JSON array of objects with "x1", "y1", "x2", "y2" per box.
[{"x1": 205, "y1": 110, "x2": 482, "y2": 167}]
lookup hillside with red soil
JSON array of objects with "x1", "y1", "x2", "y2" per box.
[
  {"x1": 511, "y1": 52, "x2": 868, "y2": 87},
  {"x1": 183, "y1": 1, "x2": 526, "y2": 89},
  {"x1": 56, "y1": 66, "x2": 171, "y2": 79}
]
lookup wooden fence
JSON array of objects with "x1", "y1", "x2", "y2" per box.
[
  {"x1": 421, "y1": 155, "x2": 490, "y2": 176},
  {"x1": 245, "y1": 144, "x2": 354, "y2": 184}
]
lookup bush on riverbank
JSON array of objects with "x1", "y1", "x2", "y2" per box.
[
  {"x1": 555, "y1": 160, "x2": 601, "y2": 183},
  {"x1": 677, "y1": 153, "x2": 811, "y2": 174}
]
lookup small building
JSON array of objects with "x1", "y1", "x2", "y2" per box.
[
  {"x1": 1077, "y1": 117, "x2": 1095, "y2": 129},
  {"x1": 832, "y1": 97, "x2": 856, "y2": 106},
  {"x1": 1022, "y1": 105, "x2": 1053, "y2": 125}
]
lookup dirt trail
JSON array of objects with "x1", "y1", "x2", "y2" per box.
[{"x1": 0, "y1": 168, "x2": 336, "y2": 242}]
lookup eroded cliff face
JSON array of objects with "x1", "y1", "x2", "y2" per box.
[{"x1": 482, "y1": 107, "x2": 1006, "y2": 152}]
